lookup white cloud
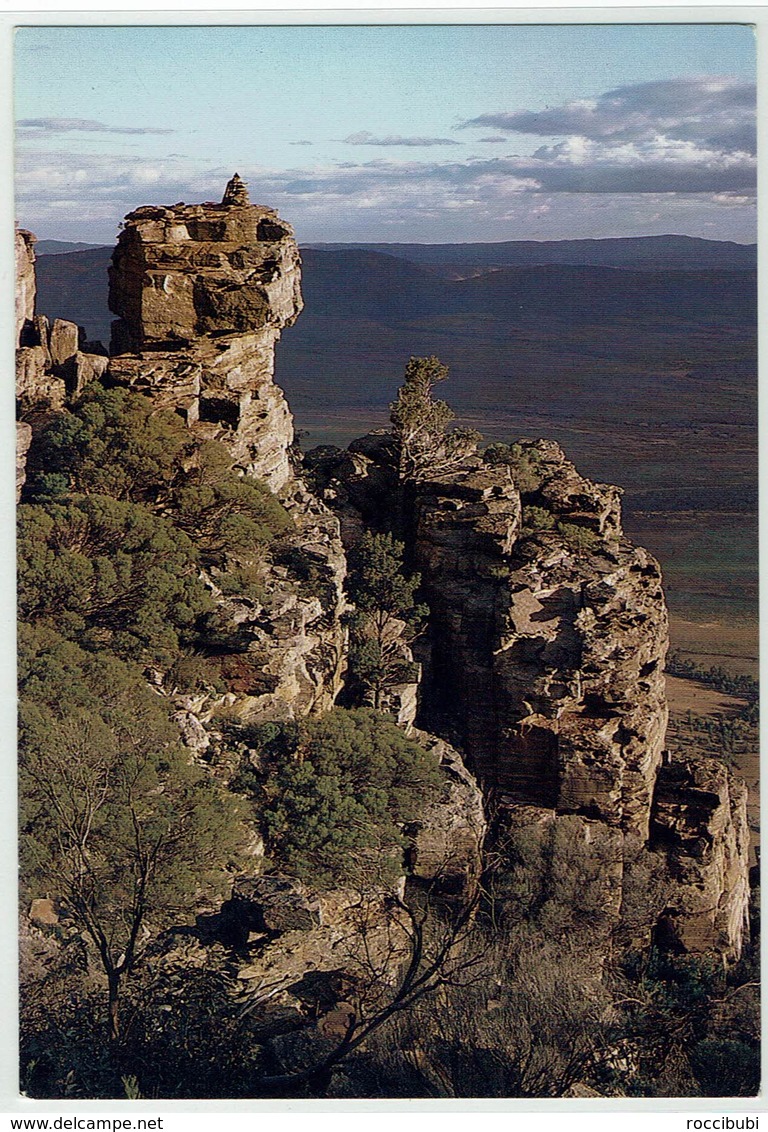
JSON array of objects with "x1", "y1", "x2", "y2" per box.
[
  {"x1": 461, "y1": 77, "x2": 756, "y2": 156},
  {"x1": 18, "y1": 117, "x2": 173, "y2": 136},
  {"x1": 15, "y1": 140, "x2": 756, "y2": 244}
]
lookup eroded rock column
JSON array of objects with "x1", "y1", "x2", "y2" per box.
[{"x1": 107, "y1": 175, "x2": 303, "y2": 491}]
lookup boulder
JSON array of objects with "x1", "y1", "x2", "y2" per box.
[
  {"x1": 48, "y1": 318, "x2": 79, "y2": 370},
  {"x1": 229, "y1": 876, "x2": 321, "y2": 935}
]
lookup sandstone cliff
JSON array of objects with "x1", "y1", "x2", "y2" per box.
[
  {"x1": 16, "y1": 180, "x2": 749, "y2": 982},
  {"x1": 107, "y1": 174, "x2": 301, "y2": 491},
  {"x1": 310, "y1": 431, "x2": 748, "y2": 961}
]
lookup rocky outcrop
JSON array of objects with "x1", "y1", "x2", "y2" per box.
[
  {"x1": 223, "y1": 876, "x2": 322, "y2": 939},
  {"x1": 107, "y1": 175, "x2": 303, "y2": 491},
  {"x1": 147, "y1": 731, "x2": 484, "y2": 1050},
  {"x1": 311, "y1": 431, "x2": 749, "y2": 961},
  {"x1": 15, "y1": 229, "x2": 36, "y2": 345},
  {"x1": 17, "y1": 315, "x2": 109, "y2": 409},
  {"x1": 305, "y1": 432, "x2": 400, "y2": 548},
  {"x1": 651, "y1": 756, "x2": 750, "y2": 961},
  {"x1": 16, "y1": 421, "x2": 32, "y2": 502},
  {"x1": 108, "y1": 173, "x2": 301, "y2": 347},
  {"x1": 16, "y1": 177, "x2": 749, "y2": 973},
  {"x1": 15, "y1": 229, "x2": 108, "y2": 499},
  {"x1": 185, "y1": 487, "x2": 348, "y2": 729},
  {"x1": 314, "y1": 437, "x2": 667, "y2": 839},
  {"x1": 406, "y1": 732, "x2": 486, "y2": 900}
]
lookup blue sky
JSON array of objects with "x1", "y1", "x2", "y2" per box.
[{"x1": 14, "y1": 23, "x2": 757, "y2": 244}]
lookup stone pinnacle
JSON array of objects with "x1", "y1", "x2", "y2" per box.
[{"x1": 222, "y1": 173, "x2": 250, "y2": 207}]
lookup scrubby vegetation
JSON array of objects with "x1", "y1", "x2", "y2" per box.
[
  {"x1": 230, "y1": 709, "x2": 443, "y2": 888},
  {"x1": 390, "y1": 355, "x2": 480, "y2": 481},
  {"x1": 18, "y1": 382, "x2": 296, "y2": 1053}
]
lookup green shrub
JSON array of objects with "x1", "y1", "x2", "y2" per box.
[
  {"x1": 253, "y1": 708, "x2": 443, "y2": 888},
  {"x1": 18, "y1": 495, "x2": 212, "y2": 661},
  {"x1": 484, "y1": 441, "x2": 546, "y2": 494},
  {"x1": 521, "y1": 505, "x2": 555, "y2": 533},
  {"x1": 171, "y1": 441, "x2": 292, "y2": 564},
  {"x1": 215, "y1": 558, "x2": 268, "y2": 604},
  {"x1": 25, "y1": 383, "x2": 188, "y2": 504},
  {"x1": 555, "y1": 521, "x2": 601, "y2": 553},
  {"x1": 25, "y1": 384, "x2": 293, "y2": 567},
  {"x1": 345, "y1": 532, "x2": 427, "y2": 710}
]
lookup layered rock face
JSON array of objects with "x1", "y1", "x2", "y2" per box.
[
  {"x1": 15, "y1": 229, "x2": 36, "y2": 343},
  {"x1": 107, "y1": 175, "x2": 302, "y2": 491},
  {"x1": 184, "y1": 488, "x2": 349, "y2": 729},
  {"x1": 651, "y1": 756, "x2": 750, "y2": 961},
  {"x1": 311, "y1": 434, "x2": 748, "y2": 959},
  {"x1": 315, "y1": 438, "x2": 667, "y2": 839}
]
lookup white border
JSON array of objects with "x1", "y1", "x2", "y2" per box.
[{"x1": 1, "y1": 4, "x2": 765, "y2": 1122}]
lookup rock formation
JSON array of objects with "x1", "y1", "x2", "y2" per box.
[
  {"x1": 16, "y1": 170, "x2": 752, "y2": 1090},
  {"x1": 15, "y1": 227, "x2": 109, "y2": 497},
  {"x1": 310, "y1": 432, "x2": 749, "y2": 960},
  {"x1": 106, "y1": 175, "x2": 303, "y2": 491},
  {"x1": 15, "y1": 228, "x2": 36, "y2": 343},
  {"x1": 651, "y1": 756, "x2": 750, "y2": 961},
  {"x1": 185, "y1": 486, "x2": 349, "y2": 729}
]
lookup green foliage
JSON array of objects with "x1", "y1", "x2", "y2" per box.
[
  {"x1": 165, "y1": 652, "x2": 228, "y2": 695},
  {"x1": 26, "y1": 384, "x2": 188, "y2": 504},
  {"x1": 484, "y1": 441, "x2": 546, "y2": 494},
  {"x1": 520, "y1": 506, "x2": 601, "y2": 554},
  {"x1": 25, "y1": 385, "x2": 293, "y2": 568},
  {"x1": 689, "y1": 1039, "x2": 760, "y2": 1096},
  {"x1": 19, "y1": 625, "x2": 246, "y2": 1037},
  {"x1": 252, "y1": 708, "x2": 443, "y2": 888},
  {"x1": 170, "y1": 440, "x2": 292, "y2": 564},
  {"x1": 556, "y1": 521, "x2": 601, "y2": 553},
  {"x1": 521, "y1": 505, "x2": 555, "y2": 533},
  {"x1": 389, "y1": 355, "x2": 480, "y2": 481},
  {"x1": 347, "y1": 531, "x2": 424, "y2": 625},
  {"x1": 18, "y1": 383, "x2": 292, "y2": 661},
  {"x1": 345, "y1": 532, "x2": 427, "y2": 710},
  {"x1": 18, "y1": 494, "x2": 212, "y2": 661}
]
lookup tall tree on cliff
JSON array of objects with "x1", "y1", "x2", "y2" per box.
[
  {"x1": 389, "y1": 355, "x2": 480, "y2": 482},
  {"x1": 345, "y1": 532, "x2": 426, "y2": 711}
]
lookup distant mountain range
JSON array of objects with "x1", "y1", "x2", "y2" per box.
[
  {"x1": 306, "y1": 234, "x2": 756, "y2": 271},
  {"x1": 34, "y1": 239, "x2": 108, "y2": 255},
  {"x1": 34, "y1": 235, "x2": 756, "y2": 349}
]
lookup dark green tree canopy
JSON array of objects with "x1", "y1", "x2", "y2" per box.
[
  {"x1": 18, "y1": 494, "x2": 212, "y2": 661},
  {"x1": 19, "y1": 624, "x2": 247, "y2": 1039},
  {"x1": 246, "y1": 708, "x2": 443, "y2": 889},
  {"x1": 25, "y1": 383, "x2": 292, "y2": 568},
  {"x1": 345, "y1": 532, "x2": 426, "y2": 710},
  {"x1": 346, "y1": 531, "x2": 423, "y2": 626},
  {"x1": 26, "y1": 384, "x2": 189, "y2": 504}
]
